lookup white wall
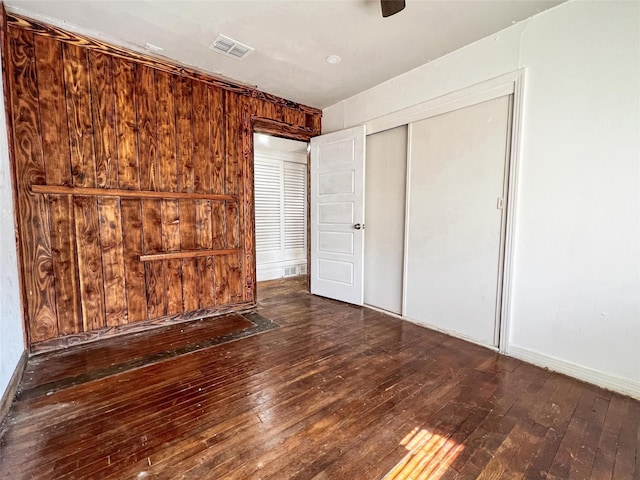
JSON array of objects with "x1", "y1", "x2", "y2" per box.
[
  {"x1": 324, "y1": 1, "x2": 640, "y2": 398},
  {"x1": 0, "y1": 47, "x2": 26, "y2": 400}
]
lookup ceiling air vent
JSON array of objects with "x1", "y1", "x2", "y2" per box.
[{"x1": 209, "y1": 34, "x2": 254, "y2": 61}]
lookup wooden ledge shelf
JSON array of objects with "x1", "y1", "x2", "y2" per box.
[
  {"x1": 139, "y1": 249, "x2": 240, "y2": 262},
  {"x1": 31, "y1": 185, "x2": 237, "y2": 202}
]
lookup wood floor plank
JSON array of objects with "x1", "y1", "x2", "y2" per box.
[
  {"x1": 1, "y1": 277, "x2": 639, "y2": 480},
  {"x1": 612, "y1": 396, "x2": 640, "y2": 480}
]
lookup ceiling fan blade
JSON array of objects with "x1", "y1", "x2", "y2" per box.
[{"x1": 381, "y1": 0, "x2": 406, "y2": 18}]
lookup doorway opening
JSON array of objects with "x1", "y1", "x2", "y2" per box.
[{"x1": 253, "y1": 133, "x2": 309, "y2": 283}]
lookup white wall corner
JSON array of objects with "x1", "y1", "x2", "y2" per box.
[
  {"x1": 508, "y1": 344, "x2": 640, "y2": 401},
  {"x1": 321, "y1": 101, "x2": 345, "y2": 134},
  {"x1": 0, "y1": 44, "x2": 27, "y2": 402}
]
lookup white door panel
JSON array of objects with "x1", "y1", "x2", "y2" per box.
[
  {"x1": 405, "y1": 96, "x2": 511, "y2": 347},
  {"x1": 364, "y1": 125, "x2": 407, "y2": 315},
  {"x1": 311, "y1": 126, "x2": 365, "y2": 305}
]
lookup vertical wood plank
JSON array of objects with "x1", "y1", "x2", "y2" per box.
[
  {"x1": 273, "y1": 103, "x2": 285, "y2": 122},
  {"x1": 8, "y1": 27, "x2": 59, "y2": 342},
  {"x1": 241, "y1": 98, "x2": 256, "y2": 303},
  {"x1": 33, "y1": 33, "x2": 82, "y2": 335},
  {"x1": 224, "y1": 92, "x2": 240, "y2": 252},
  {"x1": 89, "y1": 49, "x2": 126, "y2": 326},
  {"x1": 210, "y1": 86, "x2": 225, "y2": 195},
  {"x1": 137, "y1": 65, "x2": 166, "y2": 319},
  {"x1": 63, "y1": 43, "x2": 97, "y2": 188},
  {"x1": 192, "y1": 80, "x2": 215, "y2": 308},
  {"x1": 47, "y1": 196, "x2": 81, "y2": 334},
  {"x1": 113, "y1": 57, "x2": 146, "y2": 323},
  {"x1": 193, "y1": 81, "x2": 212, "y2": 195},
  {"x1": 199, "y1": 256, "x2": 216, "y2": 309},
  {"x1": 72, "y1": 196, "x2": 105, "y2": 331},
  {"x1": 176, "y1": 77, "x2": 195, "y2": 194},
  {"x1": 209, "y1": 87, "x2": 227, "y2": 258},
  {"x1": 224, "y1": 92, "x2": 239, "y2": 197},
  {"x1": 175, "y1": 76, "x2": 199, "y2": 312},
  {"x1": 163, "y1": 227, "x2": 181, "y2": 309},
  {"x1": 34, "y1": 35, "x2": 71, "y2": 188},
  {"x1": 263, "y1": 101, "x2": 278, "y2": 121},
  {"x1": 311, "y1": 113, "x2": 322, "y2": 136},
  {"x1": 114, "y1": 58, "x2": 140, "y2": 191},
  {"x1": 156, "y1": 71, "x2": 182, "y2": 315},
  {"x1": 97, "y1": 198, "x2": 126, "y2": 326},
  {"x1": 138, "y1": 65, "x2": 159, "y2": 193},
  {"x1": 142, "y1": 204, "x2": 165, "y2": 318},
  {"x1": 228, "y1": 252, "x2": 243, "y2": 304},
  {"x1": 196, "y1": 202, "x2": 215, "y2": 308},
  {"x1": 211, "y1": 201, "x2": 226, "y2": 251},
  {"x1": 209, "y1": 87, "x2": 228, "y2": 306},
  {"x1": 213, "y1": 256, "x2": 229, "y2": 306},
  {"x1": 224, "y1": 92, "x2": 242, "y2": 303},
  {"x1": 63, "y1": 42, "x2": 106, "y2": 331},
  {"x1": 254, "y1": 98, "x2": 269, "y2": 119},
  {"x1": 283, "y1": 106, "x2": 305, "y2": 126},
  {"x1": 156, "y1": 72, "x2": 178, "y2": 193},
  {"x1": 89, "y1": 50, "x2": 117, "y2": 189},
  {"x1": 120, "y1": 199, "x2": 146, "y2": 322}
]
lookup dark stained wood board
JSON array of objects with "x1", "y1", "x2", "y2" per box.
[
  {"x1": 19, "y1": 312, "x2": 277, "y2": 398},
  {"x1": 2, "y1": 11, "x2": 322, "y2": 352}
]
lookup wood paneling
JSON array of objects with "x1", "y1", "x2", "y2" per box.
[
  {"x1": 3, "y1": 12, "x2": 321, "y2": 352},
  {"x1": 33, "y1": 35, "x2": 82, "y2": 335},
  {"x1": 8, "y1": 27, "x2": 58, "y2": 343},
  {"x1": 175, "y1": 76, "x2": 198, "y2": 313},
  {"x1": 225, "y1": 92, "x2": 242, "y2": 304}
]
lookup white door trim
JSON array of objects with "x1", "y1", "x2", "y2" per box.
[
  {"x1": 365, "y1": 70, "x2": 525, "y2": 135},
  {"x1": 499, "y1": 70, "x2": 525, "y2": 355},
  {"x1": 400, "y1": 122, "x2": 413, "y2": 319}
]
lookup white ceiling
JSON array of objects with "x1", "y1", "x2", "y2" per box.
[{"x1": 5, "y1": 0, "x2": 565, "y2": 109}]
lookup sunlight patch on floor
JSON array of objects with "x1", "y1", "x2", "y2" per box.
[{"x1": 383, "y1": 427, "x2": 464, "y2": 480}]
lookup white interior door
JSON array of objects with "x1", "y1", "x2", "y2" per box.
[
  {"x1": 364, "y1": 126, "x2": 407, "y2": 314},
  {"x1": 310, "y1": 126, "x2": 366, "y2": 305},
  {"x1": 404, "y1": 95, "x2": 512, "y2": 347}
]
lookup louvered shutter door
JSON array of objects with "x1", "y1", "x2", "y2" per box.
[
  {"x1": 254, "y1": 158, "x2": 282, "y2": 263},
  {"x1": 284, "y1": 161, "x2": 307, "y2": 253},
  {"x1": 255, "y1": 153, "x2": 307, "y2": 279}
]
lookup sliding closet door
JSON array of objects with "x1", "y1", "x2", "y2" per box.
[
  {"x1": 364, "y1": 126, "x2": 407, "y2": 314},
  {"x1": 405, "y1": 96, "x2": 511, "y2": 347}
]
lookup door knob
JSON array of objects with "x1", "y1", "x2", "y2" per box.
[{"x1": 353, "y1": 223, "x2": 364, "y2": 230}]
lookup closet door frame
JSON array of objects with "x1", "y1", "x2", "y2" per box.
[{"x1": 365, "y1": 69, "x2": 525, "y2": 354}]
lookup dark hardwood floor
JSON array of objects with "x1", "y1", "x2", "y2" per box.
[{"x1": 1, "y1": 277, "x2": 638, "y2": 479}]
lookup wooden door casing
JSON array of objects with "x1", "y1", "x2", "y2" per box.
[{"x1": 2, "y1": 12, "x2": 321, "y2": 352}]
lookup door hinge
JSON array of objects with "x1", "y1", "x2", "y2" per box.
[{"x1": 497, "y1": 197, "x2": 504, "y2": 210}]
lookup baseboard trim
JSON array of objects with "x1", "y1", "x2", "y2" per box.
[
  {"x1": 399, "y1": 314, "x2": 499, "y2": 353},
  {"x1": 508, "y1": 345, "x2": 640, "y2": 400},
  {"x1": 0, "y1": 349, "x2": 27, "y2": 424}
]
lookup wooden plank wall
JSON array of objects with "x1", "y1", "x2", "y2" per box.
[{"x1": 3, "y1": 12, "x2": 321, "y2": 352}]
